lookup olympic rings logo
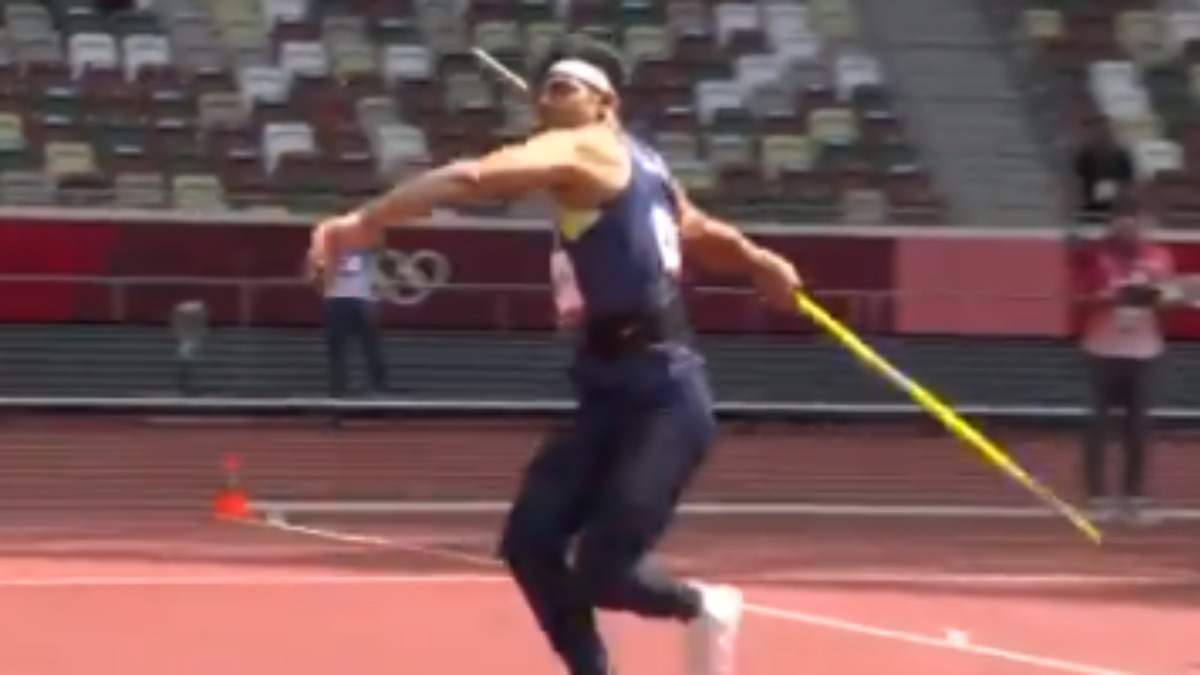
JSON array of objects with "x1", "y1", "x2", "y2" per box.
[{"x1": 371, "y1": 248, "x2": 452, "y2": 306}]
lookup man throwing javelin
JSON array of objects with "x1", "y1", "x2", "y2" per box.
[{"x1": 310, "y1": 36, "x2": 800, "y2": 675}]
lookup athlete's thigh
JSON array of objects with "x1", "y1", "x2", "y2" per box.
[
  {"x1": 500, "y1": 395, "x2": 619, "y2": 550},
  {"x1": 579, "y1": 369, "x2": 717, "y2": 556}
]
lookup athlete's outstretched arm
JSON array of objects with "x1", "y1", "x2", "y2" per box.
[
  {"x1": 361, "y1": 129, "x2": 583, "y2": 231},
  {"x1": 670, "y1": 181, "x2": 800, "y2": 311},
  {"x1": 309, "y1": 129, "x2": 585, "y2": 270}
]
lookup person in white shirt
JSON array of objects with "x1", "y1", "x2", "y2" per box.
[{"x1": 319, "y1": 242, "x2": 389, "y2": 398}]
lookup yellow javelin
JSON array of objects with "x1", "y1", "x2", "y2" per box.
[
  {"x1": 792, "y1": 291, "x2": 1103, "y2": 545},
  {"x1": 464, "y1": 46, "x2": 1101, "y2": 544}
]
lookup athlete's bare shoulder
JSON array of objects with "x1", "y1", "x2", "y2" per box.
[
  {"x1": 552, "y1": 123, "x2": 629, "y2": 205},
  {"x1": 571, "y1": 123, "x2": 623, "y2": 154},
  {"x1": 514, "y1": 125, "x2": 583, "y2": 154},
  {"x1": 514, "y1": 124, "x2": 622, "y2": 166}
]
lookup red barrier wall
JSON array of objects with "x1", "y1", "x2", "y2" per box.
[
  {"x1": 0, "y1": 215, "x2": 894, "y2": 333},
  {"x1": 894, "y1": 235, "x2": 1069, "y2": 337},
  {"x1": 3, "y1": 212, "x2": 1198, "y2": 338}
]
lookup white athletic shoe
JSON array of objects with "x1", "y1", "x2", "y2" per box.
[
  {"x1": 1087, "y1": 497, "x2": 1117, "y2": 523},
  {"x1": 686, "y1": 583, "x2": 744, "y2": 675},
  {"x1": 1118, "y1": 497, "x2": 1161, "y2": 526}
]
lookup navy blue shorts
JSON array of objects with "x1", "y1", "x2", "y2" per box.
[{"x1": 501, "y1": 356, "x2": 717, "y2": 564}]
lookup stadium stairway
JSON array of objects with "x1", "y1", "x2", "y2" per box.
[{"x1": 853, "y1": 0, "x2": 1062, "y2": 228}]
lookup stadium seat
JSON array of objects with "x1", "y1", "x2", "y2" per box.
[
  {"x1": 762, "y1": 133, "x2": 817, "y2": 176},
  {"x1": 261, "y1": 0, "x2": 308, "y2": 26},
  {"x1": 372, "y1": 122, "x2": 428, "y2": 176},
  {"x1": 0, "y1": 114, "x2": 27, "y2": 153},
  {"x1": 381, "y1": 44, "x2": 433, "y2": 84},
  {"x1": 1018, "y1": 0, "x2": 1200, "y2": 224},
  {"x1": 67, "y1": 32, "x2": 120, "y2": 77},
  {"x1": 196, "y1": 89, "x2": 245, "y2": 128},
  {"x1": 261, "y1": 121, "x2": 315, "y2": 172},
  {"x1": 1, "y1": 170, "x2": 55, "y2": 205},
  {"x1": 5, "y1": 4, "x2": 54, "y2": 35},
  {"x1": 0, "y1": 0, "x2": 937, "y2": 222},
  {"x1": 45, "y1": 141, "x2": 97, "y2": 178},
  {"x1": 123, "y1": 34, "x2": 172, "y2": 80},
  {"x1": 171, "y1": 173, "x2": 227, "y2": 210},
  {"x1": 115, "y1": 171, "x2": 168, "y2": 208}
]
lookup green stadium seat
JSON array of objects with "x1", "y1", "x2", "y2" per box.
[{"x1": 0, "y1": 0, "x2": 937, "y2": 222}]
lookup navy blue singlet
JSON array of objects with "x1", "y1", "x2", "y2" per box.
[{"x1": 554, "y1": 133, "x2": 701, "y2": 387}]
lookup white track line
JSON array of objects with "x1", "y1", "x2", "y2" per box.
[
  {"x1": 222, "y1": 517, "x2": 1145, "y2": 675},
  {"x1": 245, "y1": 516, "x2": 501, "y2": 568},
  {"x1": 730, "y1": 569, "x2": 1200, "y2": 588},
  {"x1": 944, "y1": 627, "x2": 971, "y2": 646},
  {"x1": 746, "y1": 603, "x2": 1137, "y2": 675},
  {"x1": 2, "y1": 568, "x2": 1185, "y2": 592},
  {"x1": 0, "y1": 573, "x2": 507, "y2": 588},
  {"x1": 245, "y1": 517, "x2": 1199, "y2": 589}
]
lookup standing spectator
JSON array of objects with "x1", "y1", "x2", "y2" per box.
[
  {"x1": 316, "y1": 235, "x2": 389, "y2": 399},
  {"x1": 1071, "y1": 121, "x2": 1135, "y2": 228},
  {"x1": 1074, "y1": 203, "x2": 1173, "y2": 524},
  {"x1": 170, "y1": 300, "x2": 208, "y2": 396}
]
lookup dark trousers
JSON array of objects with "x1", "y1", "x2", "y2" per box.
[
  {"x1": 175, "y1": 353, "x2": 199, "y2": 396},
  {"x1": 1082, "y1": 355, "x2": 1154, "y2": 499},
  {"x1": 498, "y1": 365, "x2": 716, "y2": 675},
  {"x1": 323, "y1": 297, "x2": 388, "y2": 397}
]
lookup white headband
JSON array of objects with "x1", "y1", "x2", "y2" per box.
[{"x1": 546, "y1": 59, "x2": 614, "y2": 95}]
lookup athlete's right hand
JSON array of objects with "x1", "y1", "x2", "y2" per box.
[
  {"x1": 750, "y1": 248, "x2": 802, "y2": 313},
  {"x1": 310, "y1": 212, "x2": 363, "y2": 269},
  {"x1": 303, "y1": 254, "x2": 324, "y2": 291}
]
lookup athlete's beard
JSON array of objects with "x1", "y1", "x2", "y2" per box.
[
  {"x1": 536, "y1": 107, "x2": 594, "y2": 129},
  {"x1": 536, "y1": 100, "x2": 619, "y2": 130}
]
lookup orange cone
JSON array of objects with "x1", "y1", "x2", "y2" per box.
[{"x1": 214, "y1": 453, "x2": 249, "y2": 520}]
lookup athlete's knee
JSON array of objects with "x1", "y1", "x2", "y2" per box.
[
  {"x1": 571, "y1": 521, "x2": 656, "y2": 607},
  {"x1": 573, "y1": 548, "x2": 635, "y2": 609},
  {"x1": 498, "y1": 513, "x2": 569, "y2": 572}
]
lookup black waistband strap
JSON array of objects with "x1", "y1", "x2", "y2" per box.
[{"x1": 580, "y1": 297, "x2": 691, "y2": 359}]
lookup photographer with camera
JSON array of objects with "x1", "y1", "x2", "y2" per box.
[{"x1": 1074, "y1": 202, "x2": 1173, "y2": 524}]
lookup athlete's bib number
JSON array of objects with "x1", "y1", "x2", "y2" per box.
[
  {"x1": 650, "y1": 204, "x2": 681, "y2": 275},
  {"x1": 338, "y1": 255, "x2": 364, "y2": 276},
  {"x1": 1093, "y1": 180, "x2": 1117, "y2": 201}
]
